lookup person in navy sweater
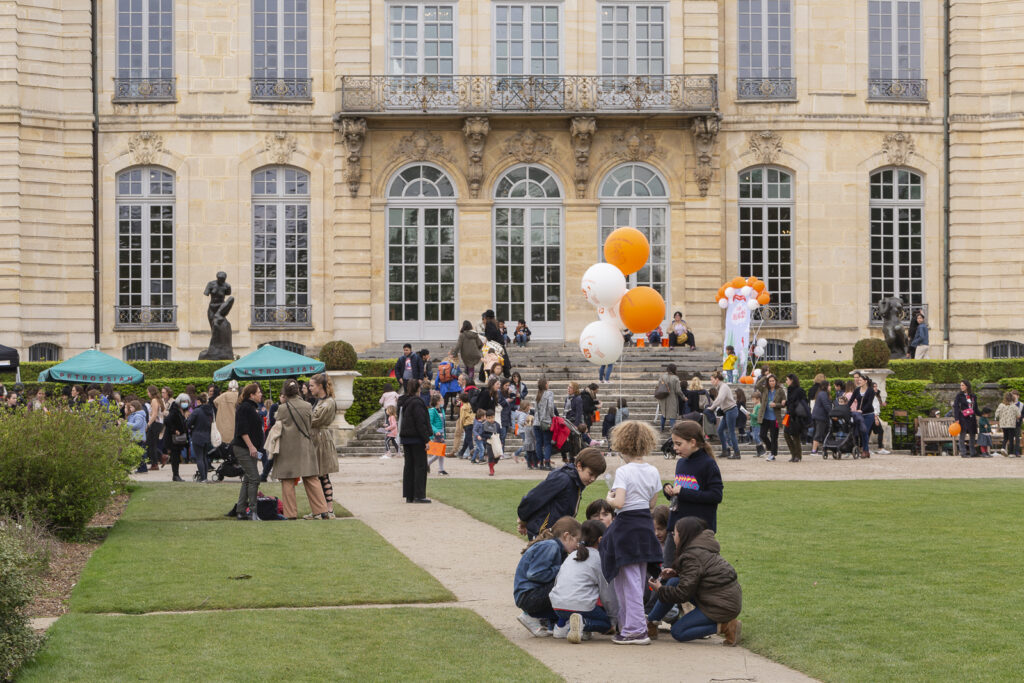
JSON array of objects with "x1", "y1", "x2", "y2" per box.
[
  {"x1": 661, "y1": 420, "x2": 723, "y2": 565},
  {"x1": 516, "y1": 448, "x2": 606, "y2": 540}
]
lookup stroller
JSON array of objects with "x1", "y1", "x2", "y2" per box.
[
  {"x1": 214, "y1": 447, "x2": 245, "y2": 480},
  {"x1": 821, "y1": 404, "x2": 859, "y2": 460}
]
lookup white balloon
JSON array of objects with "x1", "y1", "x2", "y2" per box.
[
  {"x1": 718, "y1": 298, "x2": 729, "y2": 309},
  {"x1": 757, "y1": 337, "x2": 768, "y2": 349},
  {"x1": 747, "y1": 299, "x2": 760, "y2": 311},
  {"x1": 579, "y1": 320, "x2": 624, "y2": 366},
  {"x1": 753, "y1": 348, "x2": 762, "y2": 357},
  {"x1": 741, "y1": 286, "x2": 754, "y2": 298},
  {"x1": 597, "y1": 302, "x2": 622, "y2": 326},
  {"x1": 724, "y1": 287, "x2": 735, "y2": 299},
  {"x1": 581, "y1": 263, "x2": 627, "y2": 308}
]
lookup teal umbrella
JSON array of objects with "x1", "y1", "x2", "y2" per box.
[
  {"x1": 212, "y1": 344, "x2": 324, "y2": 381},
  {"x1": 38, "y1": 349, "x2": 144, "y2": 385}
]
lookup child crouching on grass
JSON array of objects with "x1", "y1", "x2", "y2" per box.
[
  {"x1": 549, "y1": 520, "x2": 618, "y2": 643},
  {"x1": 514, "y1": 516, "x2": 582, "y2": 637},
  {"x1": 599, "y1": 420, "x2": 664, "y2": 645},
  {"x1": 517, "y1": 448, "x2": 607, "y2": 540}
]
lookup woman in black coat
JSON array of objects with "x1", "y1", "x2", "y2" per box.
[
  {"x1": 164, "y1": 395, "x2": 189, "y2": 482},
  {"x1": 397, "y1": 379, "x2": 432, "y2": 503},
  {"x1": 186, "y1": 393, "x2": 216, "y2": 482},
  {"x1": 810, "y1": 378, "x2": 833, "y2": 455},
  {"x1": 953, "y1": 380, "x2": 979, "y2": 458},
  {"x1": 783, "y1": 375, "x2": 808, "y2": 462}
]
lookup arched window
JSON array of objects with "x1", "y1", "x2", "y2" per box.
[
  {"x1": 739, "y1": 166, "x2": 794, "y2": 324},
  {"x1": 123, "y1": 341, "x2": 170, "y2": 362},
  {"x1": 116, "y1": 167, "x2": 176, "y2": 328},
  {"x1": 599, "y1": 164, "x2": 669, "y2": 301},
  {"x1": 252, "y1": 167, "x2": 310, "y2": 327},
  {"x1": 870, "y1": 168, "x2": 923, "y2": 324},
  {"x1": 762, "y1": 339, "x2": 789, "y2": 361},
  {"x1": 259, "y1": 340, "x2": 306, "y2": 355},
  {"x1": 494, "y1": 165, "x2": 562, "y2": 338},
  {"x1": 386, "y1": 164, "x2": 457, "y2": 340},
  {"x1": 28, "y1": 343, "x2": 61, "y2": 362},
  {"x1": 986, "y1": 340, "x2": 1024, "y2": 359}
]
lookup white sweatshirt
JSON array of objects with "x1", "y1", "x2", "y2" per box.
[{"x1": 548, "y1": 548, "x2": 619, "y2": 616}]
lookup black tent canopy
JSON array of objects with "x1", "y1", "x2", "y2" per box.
[{"x1": 0, "y1": 344, "x2": 18, "y2": 370}]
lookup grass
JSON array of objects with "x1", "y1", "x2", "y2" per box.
[
  {"x1": 430, "y1": 477, "x2": 1024, "y2": 683},
  {"x1": 17, "y1": 608, "x2": 560, "y2": 682},
  {"x1": 120, "y1": 481, "x2": 351, "y2": 522}
]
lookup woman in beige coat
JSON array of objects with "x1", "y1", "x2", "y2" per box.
[
  {"x1": 274, "y1": 379, "x2": 329, "y2": 520},
  {"x1": 309, "y1": 373, "x2": 339, "y2": 518},
  {"x1": 656, "y1": 364, "x2": 685, "y2": 432}
]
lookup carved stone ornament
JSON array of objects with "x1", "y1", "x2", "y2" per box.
[
  {"x1": 603, "y1": 126, "x2": 661, "y2": 163},
  {"x1": 393, "y1": 130, "x2": 452, "y2": 163},
  {"x1": 570, "y1": 117, "x2": 597, "y2": 199},
  {"x1": 338, "y1": 117, "x2": 367, "y2": 197},
  {"x1": 263, "y1": 131, "x2": 297, "y2": 165},
  {"x1": 748, "y1": 130, "x2": 783, "y2": 165},
  {"x1": 127, "y1": 132, "x2": 164, "y2": 165},
  {"x1": 881, "y1": 132, "x2": 915, "y2": 166},
  {"x1": 503, "y1": 128, "x2": 552, "y2": 163},
  {"x1": 462, "y1": 117, "x2": 490, "y2": 199},
  {"x1": 691, "y1": 116, "x2": 720, "y2": 198}
]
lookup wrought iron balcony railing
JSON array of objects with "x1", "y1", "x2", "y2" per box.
[
  {"x1": 751, "y1": 302, "x2": 797, "y2": 326},
  {"x1": 339, "y1": 74, "x2": 718, "y2": 114},
  {"x1": 251, "y1": 77, "x2": 314, "y2": 101},
  {"x1": 113, "y1": 78, "x2": 176, "y2": 102},
  {"x1": 114, "y1": 305, "x2": 177, "y2": 329},
  {"x1": 868, "y1": 78, "x2": 927, "y2": 101},
  {"x1": 737, "y1": 77, "x2": 797, "y2": 100},
  {"x1": 869, "y1": 302, "x2": 927, "y2": 327},
  {"x1": 251, "y1": 305, "x2": 312, "y2": 328}
]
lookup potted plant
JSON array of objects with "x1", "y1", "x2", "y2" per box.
[
  {"x1": 318, "y1": 340, "x2": 361, "y2": 445},
  {"x1": 851, "y1": 337, "x2": 893, "y2": 402}
]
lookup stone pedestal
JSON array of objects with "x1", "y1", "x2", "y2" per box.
[
  {"x1": 327, "y1": 370, "x2": 360, "y2": 449},
  {"x1": 851, "y1": 368, "x2": 894, "y2": 403}
]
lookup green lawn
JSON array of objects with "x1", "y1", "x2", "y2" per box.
[
  {"x1": 17, "y1": 608, "x2": 560, "y2": 682},
  {"x1": 431, "y1": 477, "x2": 1024, "y2": 683},
  {"x1": 121, "y1": 481, "x2": 351, "y2": 521}
]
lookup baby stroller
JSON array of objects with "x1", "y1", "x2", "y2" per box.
[
  {"x1": 821, "y1": 404, "x2": 859, "y2": 460},
  {"x1": 215, "y1": 448, "x2": 245, "y2": 480}
]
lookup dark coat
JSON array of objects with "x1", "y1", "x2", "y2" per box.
[
  {"x1": 185, "y1": 403, "x2": 215, "y2": 449},
  {"x1": 232, "y1": 398, "x2": 266, "y2": 451},
  {"x1": 785, "y1": 385, "x2": 809, "y2": 432},
  {"x1": 484, "y1": 320, "x2": 503, "y2": 344},
  {"x1": 397, "y1": 393, "x2": 431, "y2": 445},
  {"x1": 394, "y1": 352, "x2": 424, "y2": 383},
  {"x1": 953, "y1": 391, "x2": 979, "y2": 435},
  {"x1": 663, "y1": 449, "x2": 723, "y2": 532},
  {"x1": 565, "y1": 393, "x2": 584, "y2": 427},
  {"x1": 164, "y1": 404, "x2": 187, "y2": 452},
  {"x1": 811, "y1": 386, "x2": 833, "y2": 421},
  {"x1": 517, "y1": 464, "x2": 586, "y2": 539},
  {"x1": 457, "y1": 330, "x2": 483, "y2": 369},
  {"x1": 656, "y1": 529, "x2": 742, "y2": 623}
]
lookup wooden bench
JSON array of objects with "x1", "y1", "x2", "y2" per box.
[{"x1": 915, "y1": 417, "x2": 958, "y2": 456}]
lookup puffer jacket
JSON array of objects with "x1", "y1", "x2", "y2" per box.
[{"x1": 656, "y1": 529, "x2": 742, "y2": 623}]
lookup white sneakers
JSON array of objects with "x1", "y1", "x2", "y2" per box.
[
  {"x1": 517, "y1": 612, "x2": 552, "y2": 637},
  {"x1": 552, "y1": 623, "x2": 570, "y2": 639},
  {"x1": 567, "y1": 612, "x2": 583, "y2": 644}
]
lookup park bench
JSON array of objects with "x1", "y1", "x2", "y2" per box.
[{"x1": 915, "y1": 417, "x2": 958, "y2": 456}]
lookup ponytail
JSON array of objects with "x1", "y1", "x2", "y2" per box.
[
  {"x1": 522, "y1": 515, "x2": 582, "y2": 554},
  {"x1": 574, "y1": 520, "x2": 606, "y2": 562}
]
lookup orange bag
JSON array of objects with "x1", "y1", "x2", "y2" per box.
[
  {"x1": 661, "y1": 338, "x2": 670, "y2": 347},
  {"x1": 426, "y1": 441, "x2": 447, "y2": 458},
  {"x1": 637, "y1": 338, "x2": 646, "y2": 348},
  {"x1": 594, "y1": 410, "x2": 600, "y2": 422},
  {"x1": 782, "y1": 414, "x2": 790, "y2": 427}
]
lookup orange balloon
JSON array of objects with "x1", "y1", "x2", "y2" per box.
[
  {"x1": 752, "y1": 279, "x2": 766, "y2": 293},
  {"x1": 730, "y1": 276, "x2": 745, "y2": 289},
  {"x1": 716, "y1": 286, "x2": 727, "y2": 301},
  {"x1": 618, "y1": 286, "x2": 666, "y2": 335},
  {"x1": 757, "y1": 291, "x2": 771, "y2": 306},
  {"x1": 948, "y1": 422, "x2": 961, "y2": 437},
  {"x1": 739, "y1": 375, "x2": 755, "y2": 384},
  {"x1": 604, "y1": 227, "x2": 650, "y2": 277},
  {"x1": 745, "y1": 276, "x2": 758, "y2": 288}
]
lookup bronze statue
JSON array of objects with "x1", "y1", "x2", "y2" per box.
[
  {"x1": 199, "y1": 271, "x2": 234, "y2": 360},
  {"x1": 878, "y1": 297, "x2": 909, "y2": 358}
]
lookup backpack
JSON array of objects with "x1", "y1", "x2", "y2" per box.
[
  {"x1": 654, "y1": 377, "x2": 670, "y2": 400},
  {"x1": 438, "y1": 361, "x2": 454, "y2": 384}
]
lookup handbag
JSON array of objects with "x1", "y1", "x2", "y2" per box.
[
  {"x1": 172, "y1": 433, "x2": 188, "y2": 446},
  {"x1": 487, "y1": 433, "x2": 503, "y2": 458},
  {"x1": 210, "y1": 420, "x2": 222, "y2": 448},
  {"x1": 654, "y1": 378, "x2": 670, "y2": 400},
  {"x1": 426, "y1": 440, "x2": 447, "y2": 458}
]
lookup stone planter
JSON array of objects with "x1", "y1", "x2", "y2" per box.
[
  {"x1": 850, "y1": 367, "x2": 893, "y2": 403},
  {"x1": 327, "y1": 370, "x2": 360, "y2": 449}
]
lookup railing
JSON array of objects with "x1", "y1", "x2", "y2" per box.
[
  {"x1": 114, "y1": 305, "x2": 177, "y2": 329},
  {"x1": 752, "y1": 302, "x2": 797, "y2": 326},
  {"x1": 869, "y1": 302, "x2": 927, "y2": 327},
  {"x1": 251, "y1": 77, "x2": 314, "y2": 101},
  {"x1": 339, "y1": 74, "x2": 718, "y2": 114},
  {"x1": 737, "y1": 77, "x2": 796, "y2": 100},
  {"x1": 251, "y1": 305, "x2": 312, "y2": 328},
  {"x1": 867, "y1": 78, "x2": 927, "y2": 101},
  {"x1": 113, "y1": 78, "x2": 176, "y2": 102}
]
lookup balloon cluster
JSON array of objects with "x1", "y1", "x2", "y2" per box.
[
  {"x1": 715, "y1": 276, "x2": 771, "y2": 311},
  {"x1": 579, "y1": 227, "x2": 666, "y2": 366}
]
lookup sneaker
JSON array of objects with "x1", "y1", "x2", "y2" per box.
[
  {"x1": 552, "y1": 623, "x2": 570, "y2": 639},
  {"x1": 517, "y1": 612, "x2": 551, "y2": 637},
  {"x1": 380, "y1": 453, "x2": 391, "y2": 459},
  {"x1": 567, "y1": 612, "x2": 583, "y2": 644},
  {"x1": 439, "y1": 470, "x2": 450, "y2": 476},
  {"x1": 612, "y1": 632, "x2": 651, "y2": 645},
  {"x1": 766, "y1": 454, "x2": 776, "y2": 461},
  {"x1": 302, "y1": 512, "x2": 322, "y2": 520},
  {"x1": 877, "y1": 448, "x2": 891, "y2": 455}
]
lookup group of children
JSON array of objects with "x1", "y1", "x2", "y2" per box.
[{"x1": 513, "y1": 420, "x2": 741, "y2": 646}]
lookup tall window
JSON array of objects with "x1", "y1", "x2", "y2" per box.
[
  {"x1": 494, "y1": 4, "x2": 560, "y2": 75},
  {"x1": 737, "y1": 0, "x2": 794, "y2": 99},
  {"x1": 252, "y1": 167, "x2": 311, "y2": 327},
  {"x1": 389, "y1": 4, "x2": 455, "y2": 75},
  {"x1": 599, "y1": 4, "x2": 665, "y2": 76},
  {"x1": 28, "y1": 343, "x2": 61, "y2": 362},
  {"x1": 869, "y1": 1, "x2": 923, "y2": 98},
  {"x1": 124, "y1": 342, "x2": 170, "y2": 362},
  {"x1": 116, "y1": 167, "x2": 176, "y2": 328},
  {"x1": 599, "y1": 164, "x2": 669, "y2": 301},
  {"x1": 252, "y1": 0, "x2": 311, "y2": 99},
  {"x1": 739, "y1": 167, "x2": 793, "y2": 323},
  {"x1": 115, "y1": 0, "x2": 174, "y2": 99},
  {"x1": 870, "y1": 168, "x2": 923, "y2": 321}
]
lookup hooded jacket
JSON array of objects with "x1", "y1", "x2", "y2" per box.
[
  {"x1": 517, "y1": 464, "x2": 586, "y2": 539},
  {"x1": 656, "y1": 529, "x2": 742, "y2": 623},
  {"x1": 397, "y1": 393, "x2": 431, "y2": 445}
]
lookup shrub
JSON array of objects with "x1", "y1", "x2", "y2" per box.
[
  {"x1": 348, "y1": 378, "x2": 397, "y2": 425},
  {"x1": 355, "y1": 359, "x2": 396, "y2": 377},
  {"x1": 0, "y1": 404, "x2": 138, "y2": 539},
  {"x1": 853, "y1": 338, "x2": 891, "y2": 368},
  {"x1": 320, "y1": 341, "x2": 358, "y2": 371},
  {"x1": 0, "y1": 520, "x2": 45, "y2": 681}
]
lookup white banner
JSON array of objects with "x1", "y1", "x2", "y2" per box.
[{"x1": 723, "y1": 292, "x2": 751, "y2": 377}]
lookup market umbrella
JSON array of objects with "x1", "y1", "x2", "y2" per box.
[
  {"x1": 212, "y1": 344, "x2": 324, "y2": 381},
  {"x1": 0, "y1": 344, "x2": 19, "y2": 383},
  {"x1": 37, "y1": 349, "x2": 144, "y2": 384}
]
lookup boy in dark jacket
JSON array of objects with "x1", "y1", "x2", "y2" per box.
[{"x1": 516, "y1": 448, "x2": 607, "y2": 539}]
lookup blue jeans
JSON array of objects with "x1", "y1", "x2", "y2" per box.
[
  {"x1": 554, "y1": 605, "x2": 612, "y2": 633},
  {"x1": 647, "y1": 578, "x2": 719, "y2": 642},
  {"x1": 724, "y1": 369, "x2": 735, "y2": 383},
  {"x1": 750, "y1": 423, "x2": 760, "y2": 445},
  {"x1": 599, "y1": 364, "x2": 614, "y2": 381},
  {"x1": 515, "y1": 333, "x2": 529, "y2": 346},
  {"x1": 471, "y1": 439, "x2": 485, "y2": 462},
  {"x1": 857, "y1": 413, "x2": 874, "y2": 451},
  {"x1": 533, "y1": 426, "x2": 552, "y2": 464},
  {"x1": 716, "y1": 405, "x2": 739, "y2": 452}
]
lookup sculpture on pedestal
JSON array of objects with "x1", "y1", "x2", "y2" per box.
[
  {"x1": 199, "y1": 272, "x2": 235, "y2": 360},
  {"x1": 878, "y1": 296, "x2": 909, "y2": 358}
]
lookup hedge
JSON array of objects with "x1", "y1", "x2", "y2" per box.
[
  {"x1": 348, "y1": 378, "x2": 397, "y2": 426},
  {"x1": 878, "y1": 379, "x2": 940, "y2": 427}
]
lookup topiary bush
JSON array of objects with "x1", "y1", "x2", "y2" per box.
[
  {"x1": 853, "y1": 338, "x2": 891, "y2": 368},
  {"x1": 0, "y1": 520, "x2": 46, "y2": 680},
  {"x1": 319, "y1": 341, "x2": 358, "y2": 371},
  {"x1": 348, "y1": 378, "x2": 398, "y2": 426}
]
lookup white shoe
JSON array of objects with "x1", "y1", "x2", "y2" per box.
[
  {"x1": 766, "y1": 454, "x2": 776, "y2": 461},
  {"x1": 877, "y1": 448, "x2": 891, "y2": 455},
  {"x1": 553, "y1": 623, "x2": 570, "y2": 639},
  {"x1": 567, "y1": 612, "x2": 583, "y2": 644},
  {"x1": 517, "y1": 612, "x2": 551, "y2": 637}
]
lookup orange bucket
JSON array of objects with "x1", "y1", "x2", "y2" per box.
[
  {"x1": 637, "y1": 338, "x2": 646, "y2": 348},
  {"x1": 661, "y1": 338, "x2": 670, "y2": 347}
]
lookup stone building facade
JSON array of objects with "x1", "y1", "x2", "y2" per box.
[{"x1": 2, "y1": 0, "x2": 1023, "y2": 362}]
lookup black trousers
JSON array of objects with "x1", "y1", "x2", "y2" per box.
[
  {"x1": 146, "y1": 422, "x2": 163, "y2": 466},
  {"x1": 761, "y1": 420, "x2": 780, "y2": 456},
  {"x1": 402, "y1": 442, "x2": 428, "y2": 501}
]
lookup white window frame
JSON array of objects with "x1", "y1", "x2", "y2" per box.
[
  {"x1": 387, "y1": 3, "x2": 457, "y2": 76},
  {"x1": 738, "y1": 0, "x2": 792, "y2": 78},
  {"x1": 251, "y1": 167, "x2": 311, "y2": 325},
  {"x1": 598, "y1": 3, "x2": 668, "y2": 77},
  {"x1": 115, "y1": 167, "x2": 176, "y2": 323},
  {"x1": 493, "y1": 3, "x2": 562, "y2": 76},
  {"x1": 123, "y1": 342, "x2": 170, "y2": 362},
  {"x1": 738, "y1": 166, "x2": 794, "y2": 308},
  {"x1": 252, "y1": 0, "x2": 309, "y2": 80},
  {"x1": 869, "y1": 167, "x2": 924, "y2": 311},
  {"x1": 116, "y1": 0, "x2": 174, "y2": 79},
  {"x1": 987, "y1": 341, "x2": 1024, "y2": 360},
  {"x1": 869, "y1": 0, "x2": 922, "y2": 79}
]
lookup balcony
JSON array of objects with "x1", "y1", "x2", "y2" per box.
[
  {"x1": 752, "y1": 302, "x2": 797, "y2": 327},
  {"x1": 737, "y1": 77, "x2": 796, "y2": 101},
  {"x1": 251, "y1": 77, "x2": 313, "y2": 102},
  {"x1": 869, "y1": 302, "x2": 927, "y2": 327},
  {"x1": 113, "y1": 78, "x2": 176, "y2": 103},
  {"x1": 867, "y1": 79, "x2": 927, "y2": 102},
  {"x1": 251, "y1": 305, "x2": 312, "y2": 329},
  {"x1": 339, "y1": 74, "x2": 718, "y2": 115},
  {"x1": 114, "y1": 305, "x2": 177, "y2": 330}
]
